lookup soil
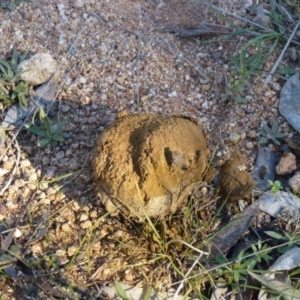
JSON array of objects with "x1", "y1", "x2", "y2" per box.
[
  {"x1": 0, "y1": 0, "x2": 297, "y2": 299},
  {"x1": 219, "y1": 150, "x2": 256, "y2": 202},
  {"x1": 93, "y1": 112, "x2": 208, "y2": 220}
]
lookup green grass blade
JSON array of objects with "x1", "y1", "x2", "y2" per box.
[
  {"x1": 25, "y1": 125, "x2": 48, "y2": 137},
  {"x1": 114, "y1": 281, "x2": 130, "y2": 300},
  {"x1": 55, "y1": 117, "x2": 69, "y2": 134},
  {"x1": 38, "y1": 138, "x2": 51, "y2": 148}
]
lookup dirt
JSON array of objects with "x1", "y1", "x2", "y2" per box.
[
  {"x1": 219, "y1": 150, "x2": 256, "y2": 202},
  {"x1": 93, "y1": 112, "x2": 208, "y2": 220}
]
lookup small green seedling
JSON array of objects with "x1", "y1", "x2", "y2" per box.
[
  {"x1": 259, "y1": 120, "x2": 286, "y2": 145},
  {"x1": 25, "y1": 107, "x2": 69, "y2": 148},
  {"x1": 0, "y1": 47, "x2": 30, "y2": 107},
  {"x1": 268, "y1": 180, "x2": 283, "y2": 193}
]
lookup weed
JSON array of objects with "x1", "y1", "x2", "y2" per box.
[
  {"x1": 268, "y1": 180, "x2": 283, "y2": 193},
  {"x1": 259, "y1": 119, "x2": 286, "y2": 145},
  {"x1": 203, "y1": 2, "x2": 293, "y2": 102},
  {"x1": 0, "y1": 47, "x2": 30, "y2": 107},
  {"x1": 222, "y1": 32, "x2": 281, "y2": 102},
  {"x1": 25, "y1": 107, "x2": 69, "y2": 148}
]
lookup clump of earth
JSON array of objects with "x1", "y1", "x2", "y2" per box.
[
  {"x1": 93, "y1": 112, "x2": 209, "y2": 220},
  {"x1": 219, "y1": 150, "x2": 256, "y2": 202}
]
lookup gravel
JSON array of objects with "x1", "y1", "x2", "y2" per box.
[{"x1": 0, "y1": 0, "x2": 298, "y2": 298}]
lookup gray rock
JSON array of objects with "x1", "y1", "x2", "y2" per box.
[
  {"x1": 2, "y1": 100, "x2": 40, "y2": 128},
  {"x1": 60, "y1": 105, "x2": 70, "y2": 112},
  {"x1": 280, "y1": 73, "x2": 300, "y2": 133},
  {"x1": 18, "y1": 53, "x2": 58, "y2": 86},
  {"x1": 56, "y1": 151, "x2": 65, "y2": 159},
  {"x1": 33, "y1": 82, "x2": 57, "y2": 106},
  {"x1": 253, "y1": 146, "x2": 277, "y2": 193},
  {"x1": 260, "y1": 191, "x2": 300, "y2": 218}
]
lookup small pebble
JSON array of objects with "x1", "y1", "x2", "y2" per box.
[
  {"x1": 72, "y1": 201, "x2": 81, "y2": 211},
  {"x1": 248, "y1": 130, "x2": 257, "y2": 138},
  {"x1": 6, "y1": 201, "x2": 18, "y2": 210},
  {"x1": 57, "y1": 256, "x2": 69, "y2": 266},
  {"x1": 73, "y1": 0, "x2": 85, "y2": 7},
  {"x1": 42, "y1": 157, "x2": 50, "y2": 166},
  {"x1": 246, "y1": 142, "x2": 254, "y2": 149},
  {"x1": 69, "y1": 163, "x2": 79, "y2": 171},
  {"x1": 0, "y1": 168, "x2": 9, "y2": 176},
  {"x1": 61, "y1": 105, "x2": 70, "y2": 112},
  {"x1": 3, "y1": 160, "x2": 14, "y2": 170},
  {"x1": 61, "y1": 14, "x2": 69, "y2": 22},
  {"x1": 29, "y1": 173, "x2": 38, "y2": 181},
  {"x1": 68, "y1": 245, "x2": 78, "y2": 257},
  {"x1": 45, "y1": 168, "x2": 56, "y2": 179},
  {"x1": 117, "y1": 76, "x2": 125, "y2": 85},
  {"x1": 15, "y1": 179, "x2": 25, "y2": 188},
  {"x1": 56, "y1": 151, "x2": 65, "y2": 160},
  {"x1": 101, "y1": 94, "x2": 107, "y2": 101},
  {"x1": 57, "y1": 3, "x2": 64, "y2": 10},
  {"x1": 80, "y1": 220, "x2": 92, "y2": 229},
  {"x1": 13, "y1": 228, "x2": 22, "y2": 238},
  {"x1": 23, "y1": 146, "x2": 33, "y2": 154},
  {"x1": 71, "y1": 143, "x2": 79, "y2": 149},
  {"x1": 20, "y1": 159, "x2": 31, "y2": 168},
  {"x1": 79, "y1": 213, "x2": 89, "y2": 222},
  {"x1": 113, "y1": 230, "x2": 123, "y2": 237},
  {"x1": 22, "y1": 186, "x2": 31, "y2": 197},
  {"x1": 79, "y1": 76, "x2": 87, "y2": 84},
  {"x1": 61, "y1": 223, "x2": 71, "y2": 232},
  {"x1": 272, "y1": 82, "x2": 281, "y2": 92},
  {"x1": 88, "y1": 117, "x2": 97, "y2": 124},
  {"x1": 202, "y1": 84, "x2": 211, "y2": 92},
  {"x1": 39, "y1": 182, "x2": 48, "y2": 190},
  {"x1": 289, "y1": 172, "x2": 300, "y2": 193},
  {"x1": 31, "y1": 244, "x2": 43, "y2": 255},
  {"x1": 276, "y1": 152, "x2": 297, "y2": 175},
  {"x1": 27, "y1": 183, "x2": 37, "y2": 190}
]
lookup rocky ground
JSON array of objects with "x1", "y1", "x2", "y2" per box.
[{"x1": 0, "y1": 0, "x2": 299, "y2": 299}]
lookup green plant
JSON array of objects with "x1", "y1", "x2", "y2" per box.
[
  {"x1": 0, "y1": 0, "x2": 23, "y2": 10},
  {"x1": 268, "y1": 180, "x2": 283, "y2": 193},
  {"x1": 222, "y1": 33, "x2": 281, "y2": 102},
  {"x1": 259, "y1": 120, "x2": 286, "y2": 145},
  {"x1": 201, "y1": 2, "x2": 295, "y2": 103},
  {"x1": 216, "y1": 240, "x2": 272, "y2": 285},
  {"x1": 0, "y1": 47, "x2": 30, "y2": 106},
  {"x1": 25, "y1": 107, "x2": 69, "y2": 148}
]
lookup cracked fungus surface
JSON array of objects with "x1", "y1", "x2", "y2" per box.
[{"x1": 93, "y1": 113, "x2": 208, "y2": 220}]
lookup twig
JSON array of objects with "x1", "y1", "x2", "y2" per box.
[
  {"x1": 201, "y1": 1, "x2": 273, "y2": 33},
  {"x1": 91, "y1": 12, "x2": 209, "y2": 80},
  {"x1": 263, "y1": 20, "x2": 300, "y2": 87},
  {"x1": 0, "y1": 139, "x2": 20, "y2": 196},
  {"x1": 172, "y1": 251, "x2": 204, "y2": 300}
]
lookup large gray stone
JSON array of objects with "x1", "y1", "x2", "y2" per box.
[
  {"x1": 279, "y1": 73, "x2": 300, "y2": 133},
  {"x1": 17, "y1": 53, "x2": 58, "y2": 86}
]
